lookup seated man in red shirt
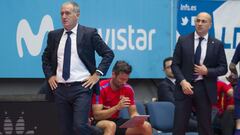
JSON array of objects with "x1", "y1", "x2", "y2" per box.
[
  {"x1": 212, "y1": 80, "x2": 234, "y2": 135},
  {"x1": 92, "y1": 60, "x2": 152, "y2": 135}
]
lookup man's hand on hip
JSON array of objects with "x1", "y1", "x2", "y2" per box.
[
  {"x1": 82, "y1": 73, "x2": 100, "y2": 89},
  {"x1": 48, "y1": 76, "x2": 58, "y2": 90}
]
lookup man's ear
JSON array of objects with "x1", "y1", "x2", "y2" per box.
[
  {"x1": 76, "y1": 13, "x2": 80, "y2": 19},
  {"x1": 208, "y1": 22, "x2": 212, "y2": 29}
]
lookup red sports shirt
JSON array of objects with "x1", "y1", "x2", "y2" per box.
[{"x1": 92, "y1": 79, "x2": 135, "y2": 119}]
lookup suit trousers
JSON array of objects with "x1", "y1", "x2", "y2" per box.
[
  {"x1": 55, "y1": 83, "x2": 93, "y2": 135},
  {"x1": 173, "y1": 80, "x2": 213, "y2": 135}
]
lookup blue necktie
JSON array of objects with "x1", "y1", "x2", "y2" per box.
[
  {"x1": 193, "y1": 37, "x2": 204, "y2": 80},
  {"x1": 62, "y1": 31, "x2": 72, "y2": 80},
  {"x1": 194, "y1": 37, "x2": 204, "y2": 65}
]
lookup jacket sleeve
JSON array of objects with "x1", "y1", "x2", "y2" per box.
[
  {"x1": 171, "y1": 36, "x2": 185, "y2": 83},
  {"x1": 92, "y1": 29, "x2": 114, "y2": 75},
  {"x1": 42, "y1": 31, "x2": 55, "y2": 79}
]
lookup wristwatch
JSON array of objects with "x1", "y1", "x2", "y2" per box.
[{"x1": 95, "y1": 70, "x2": 102, "y2": 76}]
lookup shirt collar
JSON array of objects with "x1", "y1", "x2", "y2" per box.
[
  {"x1": 194, "y1": 31, "x2": 208, "y2": 41},
  {"x1": 167, "y1": 77, "x2": 176, "y2": 84},
  {"x1": 64, "y1": 24, "x2": 78, "y2": 35}
]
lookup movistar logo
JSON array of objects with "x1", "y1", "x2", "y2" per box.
[
  {"x1": 16, "y1": 15, "x2": 54, "y2": 58},
  {"x1": 0, "y1": 111, "x2": 37, "y2": 135}
]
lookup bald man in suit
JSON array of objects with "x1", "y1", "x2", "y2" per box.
[{"x1": 171, "y1": 12, "x2": 227, "y2": 135}]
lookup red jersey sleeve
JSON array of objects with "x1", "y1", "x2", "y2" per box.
[{"x1": 92, "y1": 93, "x2": 103, "y2": 104}]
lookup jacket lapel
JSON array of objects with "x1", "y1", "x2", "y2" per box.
[
  {"x1": 166, "y1": 78, "x2": 175, "y2": 92},
  {"x1": 203, "y1": 36, "x2": 215, "y2": 65},
  {"x1": 76, "y1": 25, "x2": 84, "y2": 52},
  {"x1": 54, "y1": 29, "x2": 64, "y2": 57}
]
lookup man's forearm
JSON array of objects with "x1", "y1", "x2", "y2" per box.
[{"x1": 93, "y1": 105, "x2": 119, "y2": 120}]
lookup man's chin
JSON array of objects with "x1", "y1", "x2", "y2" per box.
[
  {"x1": 63, "y1": 24, "x2": 70, "y2": 30},
  {"x1": 116, "y1": 85, "x2": 124, "y2": 89}
]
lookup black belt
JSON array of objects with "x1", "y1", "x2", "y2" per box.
[
  {"x1": 191, "y1": 79, "x2": 203, "y2": 83},
  {"x1": 58, "y1": 81, "x2": 83, "y2": 87}
]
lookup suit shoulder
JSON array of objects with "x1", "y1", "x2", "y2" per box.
[
  {"x1": 157, "y1": 78, "x2": 169, "y2": 86},
  {"x1": 79, "y1": 25, "x2": 97, "y2": 33},
  {"x1": 211, "y1": 37, "x2": 222, "y2": 44},
  {"x1": 208, "y1": 36, "x2": 224, "y2": 48},
  {"x1": 177, "y1": 33, "x2": 194, "y2": 42},
  {"x1": 48, "y1": 28, "x2": 64, "y2": 35}
]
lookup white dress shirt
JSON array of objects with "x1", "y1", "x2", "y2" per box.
[
  {"x1": 57, "y1": 24, "x2": 90, "y2": 83},
  {"x1": 194, "y1": 32, "x2": 208, "y2": 80}
]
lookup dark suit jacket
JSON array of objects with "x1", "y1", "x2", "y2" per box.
[
  {"x1": 171, "y1": 32, "x2": 227, "y2": 103},
  {"x1": 157, "y1": 78, "x2": 175, "y2": 103},
  {"x1": 42, "y1": 24, "x2": 114, "y2": 94}
]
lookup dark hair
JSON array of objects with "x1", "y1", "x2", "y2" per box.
[
  {"x1": 112, "y1": 60, "x2": 132, "y2": 75},
  {"x1": 163, "y1": 57, "x2": 173, "y2": 69}
]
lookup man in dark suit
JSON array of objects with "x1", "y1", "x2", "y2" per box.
[
  {"x1": 157, "y1": 57, "x2": 197, "y2": 132},
  {"x1": 157, "y1": 57, "x2": 175, "y2": 102},
  {"x1": 42, "y1": 1, "x2": 114, "y2": 135},
  {"x1": 171, "y1": 12, "x2": 227, "y2": 135}
]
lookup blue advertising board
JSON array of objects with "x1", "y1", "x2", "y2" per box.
[{"x1": 0, "y1": 0, "x2": 176, "y2": 78}]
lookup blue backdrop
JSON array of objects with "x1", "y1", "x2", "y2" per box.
[{"x1": 0, "y1": 0, "x2": 176, "y2": 78}]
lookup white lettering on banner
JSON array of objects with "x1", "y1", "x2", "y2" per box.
[
  {"x1": 98, "y1": 25, "x2": 156, "y2": 51},
  {"x1": 16, "y1": 15, "x2": 54, "y2": 58},
  {"x1": 191, "y1": 16, "x2": 196, "y2": 26},
  {"x1": 16, "y1": 15, "x2": 155, "y2": 58},
  {"x1": 180, "y1": 4, "x2": 197, "y2": 11}
]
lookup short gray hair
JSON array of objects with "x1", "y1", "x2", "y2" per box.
[{"x1": 62, "y1": 1, "x2": 80, "y2": 14}]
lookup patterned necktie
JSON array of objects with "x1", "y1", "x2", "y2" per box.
[
  {"x1": 62, "y1": 31, "x2": 72, "y2": 80},
  {"x1": 194, "y1": 37, "x2": 204, "y2": 65}
]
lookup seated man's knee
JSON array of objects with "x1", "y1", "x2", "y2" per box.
[
  {"x1": 107, "y1": 121, "x2": 116, "y2": 130},
  {"x1": 143, "y1": 121, "x2": 152, "y2": 129},
  {"x1": 143, "y1": 121, "x2": 152, "y2": 133},
  {"x1": 105, "y1": 121, "x2": 116, "y2": 134},
  {"x1": 96, "y1": 120, "x2": 116, "y2": 134}
]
